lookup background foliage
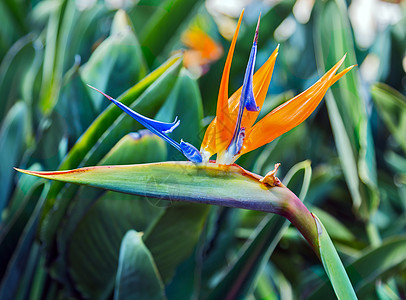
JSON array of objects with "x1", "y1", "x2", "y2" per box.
[{"x1": 0, "y1": 0, "x2": 405, "y2": 299}]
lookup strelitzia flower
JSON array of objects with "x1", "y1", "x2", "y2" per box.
[
  {"x1": 88, "y1": 9, "x2": 353, "y2": 167},
  {"x1": 200, "y1": 10, "x2": 355, "y2": 164}
]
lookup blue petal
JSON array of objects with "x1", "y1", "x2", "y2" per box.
[
  {"x1": 88, "y1": 85, "x2": 203, "y2": 164},
  {"x1": 88, "y1": 85, "x2": 182, "y2": 152},
  {"x1": 226, "y1": 128, "x2": 245, "y2": 158},
  {"x1": 180, "y1": 140, "x2": 203, "y2": 163},
  {"x1": 235, "y1": 127, "x2": 246, "y2": 154},
  {"x1": 107, "y1": 97, "x2": 183, "y2": 152},
  {"x1": 241, "y1": 40, "x2": 259, "y2": 112}
]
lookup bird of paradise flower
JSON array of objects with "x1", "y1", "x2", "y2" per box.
[
  {"x1": 15, "y1": 10, "x2": 358, "y2": 300},
  {"x1": 89, "y1": 10, "x2": 354, "y2": 167}
]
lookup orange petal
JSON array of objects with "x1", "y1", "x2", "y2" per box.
[
  {"x1": 331, "y1": 65, "x2": 356, "y2": 85},
  {"x1": 241, "y1": 55, "x2": 353, "y2": 154},
  {"x1": 200, "y1": 45, "x2": 278, "y2": 157},
  {"x1": 215, "y1": 10, "x2": 245, "y2": 153},
  {"x1": 200, "y1": 10, "x2": 244, "y2": 158}
]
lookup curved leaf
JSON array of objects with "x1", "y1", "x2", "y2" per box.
[
  {"x1": 81, "y1": 10, "x2": 147, "y2": 112},
  {"x1": 17, "y1": 162, "x2": 295, "y2": 213},
  {"x1": 114, "y1": 230, "x2": 165, "y2": 300},
  {"x1": 313, "y1": 214, "x2": 358, "y2": 300},
  {"x1": 17, "y1": 162, "x2": 319, "y2": 254},
  {"x1": 309, "y1": 236, "x2": 406, "y2": 299}
]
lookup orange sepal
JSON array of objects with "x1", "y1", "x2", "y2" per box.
[
  {"x1": 200, "y1": 46, "x2": 279, "y2": 157},
  {"x1": 212, "y1": 9, "x2": 245, "y2": 155},
  {"x1": 241, "y1": 55, "x2": 352, "y2": 154}
]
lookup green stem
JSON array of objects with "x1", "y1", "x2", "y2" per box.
[{"x1": 278, "y1": 189, "x2": 319, "y2": 257}]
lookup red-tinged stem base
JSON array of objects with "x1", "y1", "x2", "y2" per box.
[{"x1": 279, "y1": 190, "x2": 319, "y2": 257}]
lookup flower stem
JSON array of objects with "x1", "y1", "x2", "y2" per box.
[{"x1": 278, "y1": 188, "x2": 320, "y2": 257}]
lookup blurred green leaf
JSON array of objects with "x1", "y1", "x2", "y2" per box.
[
  {"x1": 140, "y1": 0, "x2": 202, "y2": 66},
  {"x1": 310, "y1": 207, "x2": 355, "y2": 242},
  {"x1": 0, "y1": 179, "x2": 45, "y2": 280},
  {"x1": 3, "y1": 164, "x2": 43, "y2": 222},
  {"x1": 323, "y1": 94, "x2": 362, "y2": 208},
  {"x1": 314, "y1": 0, "x2": 379, "y2": 219},
  {"x1": 114, "y1": 230, "x2": 166, "y2": 300},
  {"x1": 25, "y1": 111, "x2": 68, "y2": 171},
  {"x1": 208, "y1": 215, "x2": 288, "y2": 300},
  {"x1": 0, "y1": 0, "x2": 28, "y2": 59},
  {"x1": 0, "y1": 35, "x2": 35, "y2": 122},
  {"x1": 0, "y1": 102, "x2": 29, "y2": 215},
  {"x1": 371, "y1": 83, "x2": 406, "y2": 154},
  {"x1": 0, "y1": 183, "x2": 48, "y2": 300},
  {"x1": 38, "y1": 0, "x2": 75, "y2": 113},
  {"x1": 81, "y1": 10, "x2": 147, "y2": 112},
  {"x1": 55, "y1": 60, "x2": 97, "y2": 143},
  {"x1": 376, "y1": 280, "x2": 402, "y2": 300},
  {"x1": 143, "y1": 202, "x2": 209, "y2": 282}
]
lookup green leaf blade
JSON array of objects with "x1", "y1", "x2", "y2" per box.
[
  {"x1": 114, "y1": 230, "x2": 165, "y2": 300},
  {"x1": 313, "y1": 214, "x2": 358, "y2": 300}
]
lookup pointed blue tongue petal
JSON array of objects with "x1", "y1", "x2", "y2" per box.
[
  {"x1": 242, "y1": 14, "x2": 260, "y2": 112},
  {"x1": 88, "y1": 85, "x2": 202, "y2": 163}
]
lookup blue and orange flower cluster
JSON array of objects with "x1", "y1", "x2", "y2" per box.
[{"x1": 89, "y1": 10, "x2": 354, "y2": 165}]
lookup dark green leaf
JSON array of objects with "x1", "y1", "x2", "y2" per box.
[
  {"x1": 53, "y1": 133, "x2": 167, "y2": 298},
  {"x1": 0, "y1": 184, "x2": 48, "y2": 300},
  {"x1": 114, "y1": 230, "x2": 165, "y2": 300},
  {"x1": 140, "y1": 0, "x2": 202, "y2": 66},
  {"x1": 0, "y1": 102, "x2": 29, "y2": 215}
]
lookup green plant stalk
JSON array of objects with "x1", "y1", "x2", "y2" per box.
[{"x1": 280, "y1": 193, "x2": 319, "y2": 255}]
